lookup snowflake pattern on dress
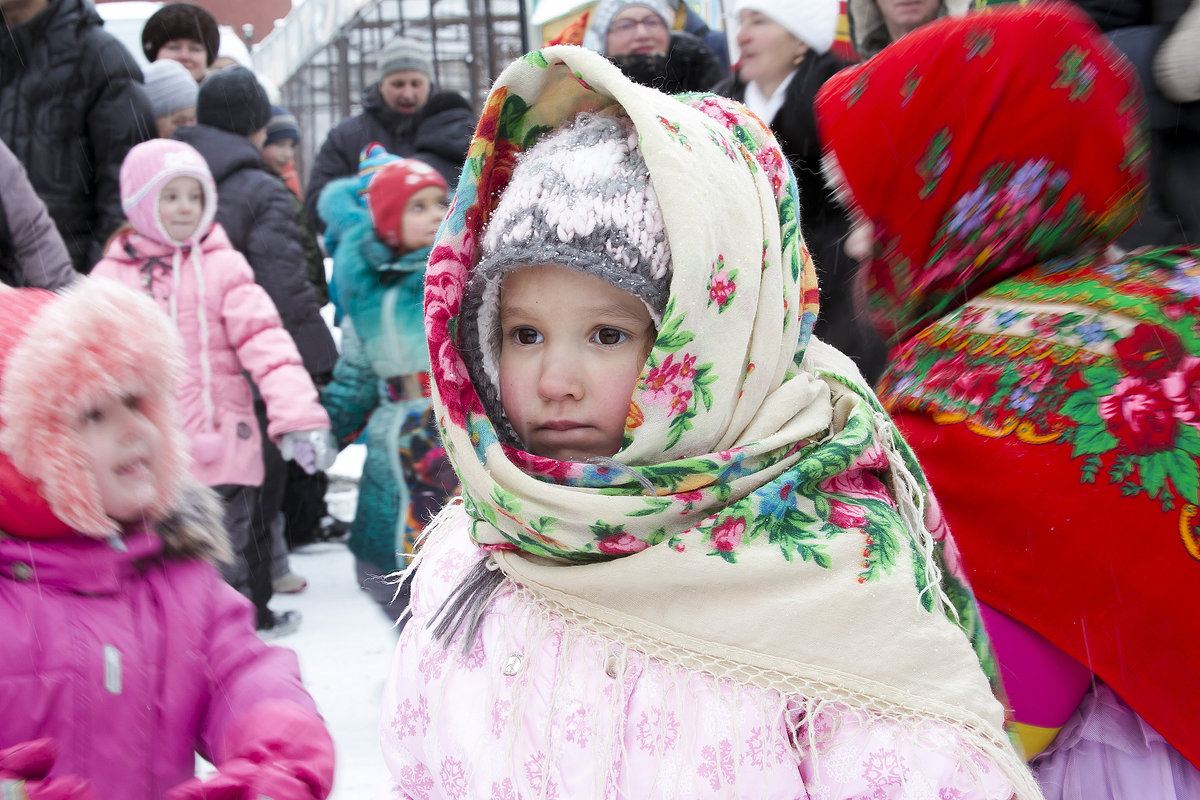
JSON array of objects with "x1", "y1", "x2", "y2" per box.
[
  {"x1": 397, "y1": 763, "x2": 436, "y2": 800},
  {"x1": 564, "y1": 704, "x2": 591, "y2": 747},
  {"x1": 439, "y1": 757, "x2": 467, "y2": 800},
  {"x1": 489, "y1": 778, "x2": 517, "y2": 800},
  {"x1": 390, "y1": 695, "x2": 431, "y2": 739},
  {"x1": 697, "y1": 739, "x2": 736, "y2": 791},
  {"x1": 524, "y1": 752, "x2": 561, "y2": 799},
  {"x1": 635, "y1": 707, "x2": 679, "y2": 754},
  {"x1": 862, "y1": 749, "x2": 911, "y2": 797}
]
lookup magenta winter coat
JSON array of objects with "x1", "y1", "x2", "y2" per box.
[
  {"x1": 92, "y1": 225, "x2": 330, "y2": 487},
  {"x1": 0, "y1": 487, "x2": 334, "y2": 800}
]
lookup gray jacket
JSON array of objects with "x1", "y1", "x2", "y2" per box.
[{"x1": 0, "y1": 138, "x2": 75, "y2": 290}]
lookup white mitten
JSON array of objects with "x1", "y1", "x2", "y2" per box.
[{"x1": 279, "y1": 429, "x2": 338, "y2": 474}]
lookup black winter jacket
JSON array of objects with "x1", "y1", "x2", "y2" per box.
[
  {"x1": 0, "y1": 0, "x2": 154, "y2": 273},
  {"x1": 608, "y1": 32, "x2": 726, "y2": 94},
  {"x1": 174, "y1": 124, "x2": 338, "y2": 379},
  {"x1": 303, "y1": 85, "x2": 474, "y2": 232},
  {"x1": 714, "y1": 53, "x2": 887, "y2": 383}
]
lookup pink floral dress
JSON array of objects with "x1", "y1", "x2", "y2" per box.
[{"x1": 380, "y1": 513, "x2": 1015, "y2": 800}]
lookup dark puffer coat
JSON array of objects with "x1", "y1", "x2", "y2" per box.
[
  {"x1": 174, "y1": 124, "x2": 337, "y2": 379},
  {"x1": 715, "y1": 54, "x2": 887, "y2": 383},
  {"x1": 303, "y1": 84, "x2": 474, "y2": 232},
  {"x1": 0, "y1": 0, "x2": 154, "y2": 273}
]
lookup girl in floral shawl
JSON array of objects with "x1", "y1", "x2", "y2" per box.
[
  {"x1": 816, "y1": 3, "x2": 1200, "y2": 797},
  {"x1": 380, "y1": 45, "x2": 1039, "y2": 799}
]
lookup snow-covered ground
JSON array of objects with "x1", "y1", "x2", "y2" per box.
[{"x1": 270, "y1": 444, "x2": 397, "y2": 799}]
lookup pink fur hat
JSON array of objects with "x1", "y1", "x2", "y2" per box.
[{"x1": 0, "y1": 279, "x2": 190, "y2": 540}]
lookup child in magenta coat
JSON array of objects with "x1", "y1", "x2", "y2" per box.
[{"x1": 0, "y1": 278, "x2": 334, "y2": 800}]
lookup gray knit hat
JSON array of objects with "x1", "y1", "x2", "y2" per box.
[
  {"x1": 143, "y1": 59, "x2": 199, "y2": 118},
  {"x1": 462, "y1": 110, "x2": 672, "y2": 444},
  {"x1": 377, "y1": 38, "x2": 432, "y2": 80}
]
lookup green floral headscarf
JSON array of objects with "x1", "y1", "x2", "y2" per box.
[{"x1": 422, "y1": 45, "x2": 1039, "y2": 797}]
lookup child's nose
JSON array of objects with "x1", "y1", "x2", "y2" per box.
[{"x1": 537, "y1": 346, "x2": 584, "y2": 401}]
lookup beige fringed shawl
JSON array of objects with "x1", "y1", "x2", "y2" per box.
[{"x1": 421, "y1": 45, "x2": 1041, "y2": 798}]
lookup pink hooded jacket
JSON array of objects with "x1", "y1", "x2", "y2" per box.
[
  {"x1": 92, "y1": 139, "x2": 329, "y2": 488},
  {"x1": 0, "y1": 280, "x2": 334, "y2": 799}
]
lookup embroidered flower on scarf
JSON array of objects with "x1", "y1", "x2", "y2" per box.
[{"x1": 706, "y1": 256, "x2": 738, "y2": 312}]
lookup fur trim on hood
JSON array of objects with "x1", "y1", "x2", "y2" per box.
[{"x1": 157, "y1": 479, "x2": 233, "y2": 564}]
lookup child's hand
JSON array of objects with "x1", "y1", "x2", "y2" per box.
[
  {"x1": 279, "y1": 429, "x2": 339, "y2": 474},
  {"x1": 0, "y1": 739, "x2": 97, "y2": 800}
]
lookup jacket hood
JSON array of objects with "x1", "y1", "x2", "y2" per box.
[
  {"x1": 121, "y1": 139, "x2": 219, "y2": 248},
  {"x1": 817, "y1": 2, "x2": 1147, "y2": 343},
  {"x1": 173, "y1": 123, "x2": 270, "y2": 186},
  {"x1": 846, "y1": 0, "x2": 968, "y2": 57},
  {"x1": 0, "y1": 280, "x2": 189, "y2": 540}
]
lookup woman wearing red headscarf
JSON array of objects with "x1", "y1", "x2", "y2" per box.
[{"x1": 817, "y1": 4, "x2": 1200, "y2": 798}]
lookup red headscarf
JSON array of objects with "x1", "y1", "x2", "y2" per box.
[{"x1": 816, "y1": 1, "x2": 1146, "y2": 345}]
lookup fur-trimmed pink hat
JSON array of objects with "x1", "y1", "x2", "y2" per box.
[
  {"x1": 120, "y1": 138, "x2": 218, "y2": 247},
  {"x1": 0, "y1": 280, "x2": 189, "y2": 540}
]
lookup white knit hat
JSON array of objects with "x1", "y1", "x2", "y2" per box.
[{"x1": 734, "y1": 0, "x2": 839, "y2": 54}]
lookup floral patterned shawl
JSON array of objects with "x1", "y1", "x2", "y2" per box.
[
  {"x1": 817, "y1": 3, "x2": 1200, "y2": 769},
  {"x1": 423, "y1": 45, "x2": 1038, "y2": 794}
]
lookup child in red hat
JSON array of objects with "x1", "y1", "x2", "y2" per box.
[{"x1": 318, "y1": 145, "x2": 459, "y2": 622}]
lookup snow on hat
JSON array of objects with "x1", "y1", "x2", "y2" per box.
[
  {"x1": 377, "y1": 37, "x2": 433, "y2": 80},
  {"x1": 265, "y1": 105, "x2": 301, "y2": 146},
  {"x1": 364, "y1": 157, "x2": 449, "y2": 250},
  {"x1": 462, "y1": 111, "x2": 672, "y2": 436},
  {"x1": 120, "y1": 139, "x2": 217, "y2": 247},
  {"x1": 197, "y1": 66, "x2": 272, "y2": 136},
  {"x1": 144, "y1": 59, "x2": 200, "y2": 118},
  {"x1": 142, "y1": 2, "x2": 221, "y2": 66},
  {"x1": 584, "y1": 0, "x2": 675, "y2": 54},
  {"x1": 0, "y1": 280, "x2": 188, "y2": 540},
  {"x1": 734, "y1": 0, "x2": 839, "y2": 54}
]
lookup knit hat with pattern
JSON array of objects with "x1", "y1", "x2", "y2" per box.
[
  {"x1": 265, "y1": 105, "x2": 301, "y2": 146},
  {"x1": 462, "y1": 110, "x2": 672, "y2": 443}
]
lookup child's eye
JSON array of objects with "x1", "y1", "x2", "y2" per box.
[
  {"x1": 82, "y1": 407, "x2": 104, "y2": 424},
  {"x1": 123, "y1": 394, "x2": 142, "y2": 411},
  {"x1": 594, "y1": 327, "x2": 629, "y2": 346},
  {"x1": 512, "y1": 327, "x2": 543, "y2": 345}
]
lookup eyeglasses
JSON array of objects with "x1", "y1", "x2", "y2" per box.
[{"x1": 609, "y1": 14, "x2": 667, "y2": 34}]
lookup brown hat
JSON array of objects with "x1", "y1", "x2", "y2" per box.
[{"x1": 142, "y1": 3, "x2": 221, "y2": 66}]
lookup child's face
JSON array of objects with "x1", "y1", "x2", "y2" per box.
[
  {"x1": 156, "y1": 105, "x2": 196, "y2": 140},
  {"x1": 401, "y1": 185, "x2": 449, "y2": 252},
  {"x1": 499, "y1": 265, "x2": 654, "y2": 461},
  {"x1": 261, "y1": 139, "x2": 296, "y2": 175},
  {"x1": 158, "y1": 176, "x2": 204, "y2": 243},
  {"x1": 73, "y1": 392, "x2": 162, "y2": 525}
]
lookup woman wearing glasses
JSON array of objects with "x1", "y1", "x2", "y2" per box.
[{"x1": 582, "y1": 0, "x2": 725, "y2": 92}]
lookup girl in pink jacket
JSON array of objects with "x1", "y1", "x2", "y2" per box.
[
  {"x1": 0, "y1": 278, "x2": 334, "y2": 800},
  {"x1": 93, "y1": 139, "x2": 335, "y2": 632}
]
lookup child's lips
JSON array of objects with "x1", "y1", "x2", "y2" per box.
[{"x1": 116, "y1": 456, "x2": 151, "y2": 478}]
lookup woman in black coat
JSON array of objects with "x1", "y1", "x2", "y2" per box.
[{"x1": 714, "y1": 0, "x2": 887, "y2": 383}]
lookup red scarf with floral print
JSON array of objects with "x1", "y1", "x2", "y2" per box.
[{"x1": 817, "y1": 3, "x2": 1200, "y2": 769}]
